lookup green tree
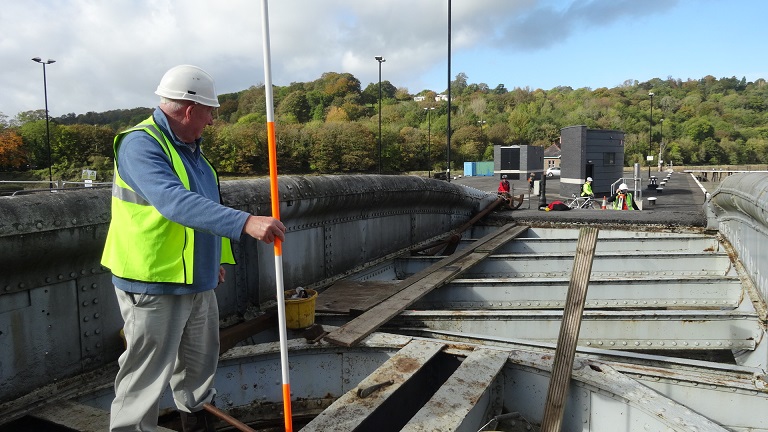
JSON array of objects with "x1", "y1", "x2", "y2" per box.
[
  {"x1": 317, "y1": 72, "x2": 362, "y2": 100},
  {"x1": 684, "y1": 118, "x2": 715, "y2": 143},
  {"x1": 485, "y1": 123, "x2": 511, "y2": 146},
  {"x1": 18, "y1": 119, "x2": 55, "y2": 169},
  {"x1": 56, "y1": 124, "x2": 115, "y2": 168},
  {"x1": 451, "y1": 72, "x2": 469, "y2": 96},
  {"x1": 277, "y1": 90, "x2": 311, "y2": 123},
  {"x1": 451, "y1": 125, "x2": 484, "y2": 162},
  {"x1": 310, "y1": 122, "x2": 374, "y2": 173},
  {"x1": 16, "y1": 110, "x2": 47, "y2": 124},
  {"x1": 396, "y1": 126, "x2": 426, "y2": 172},
  {"x1": 275, "y1": 123, "x2": 311, "y2": 173}
]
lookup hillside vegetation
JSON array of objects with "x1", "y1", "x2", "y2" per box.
[{"x1": 1, "y1": 72, "x2": 767, "y2": 181}]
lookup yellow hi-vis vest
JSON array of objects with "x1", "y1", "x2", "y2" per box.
[
  {"x1": 612, "y1": 192, "x2": 634, "y2": 210},
  {"x1": 101, "y1": 116, "x2": 235, "y2": 284}
]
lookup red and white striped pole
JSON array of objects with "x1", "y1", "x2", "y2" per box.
[{"x1": 260, "y1": 1, "x2": 293, "y2": 430}]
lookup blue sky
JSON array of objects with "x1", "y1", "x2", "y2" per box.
[
  {"x1": 1, "y1": 0, "x2": 766, "y2": 119},
  {"x1": 453, "y1": 0, "x2": 766, "y2": 92}
]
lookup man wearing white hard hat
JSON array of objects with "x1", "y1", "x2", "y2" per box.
[
  {"x1": 102, "y1": 65, "x2": 286, "y2": 432},
  {"x1": 606, "y1": 182, "x2": 639, "y2": 210},
  {"x1": 580, "y1": 176, "x2": 594, "y2": 198}
]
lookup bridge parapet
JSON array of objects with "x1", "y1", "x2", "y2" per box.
[
  {"x1": 0, "y1": 175, "x2": 493, "y2": 403},
  {"x1": 708, "y1": 172, "x2": 768, "y2": 320}
]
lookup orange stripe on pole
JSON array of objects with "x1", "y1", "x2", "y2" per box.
[
  {"x1": 266, "y1": 120, "x2": 282, "y2": 256},
  {"x1": 282, "y1": 383, "x2": 293, "y2": 428}
]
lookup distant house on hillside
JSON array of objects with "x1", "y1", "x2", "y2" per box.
[
  {"x1": 544, "y1": 142, "x2": 561, "y2": 169},
  {"x1": 415, "y1": 94, "x2": 449, "y2": 102}
]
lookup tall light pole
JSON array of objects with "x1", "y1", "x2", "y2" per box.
[
  {"x1": 446, "y1": 0, "x2": 452, "y2": 182},
  {"x1": 659, "y1": 118, "x2": 664, "y2": 172},
  {"x1": 424, "y1": 107, "x2": 435, "y2": 178},
  {"x1": 375, "y1": 55, "x2": 385, "y2": 174},
  {"x1": 477, "y1": 119, "x2": 486, "y2": 140},
  {"x1": 648, "y1": 92, "x2": 654, "y2": 178},
  {"x1": 32, "y1": 57, "x2": 55, "y2": 189}
]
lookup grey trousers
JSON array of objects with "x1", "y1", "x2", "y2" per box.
[{"x1": 110, "y1": 288, "x2": 220, "y2": 432}]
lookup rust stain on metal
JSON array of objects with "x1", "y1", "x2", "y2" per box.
[{"x1": 394, "y1": 357, "x2": 421, "y2": 373}]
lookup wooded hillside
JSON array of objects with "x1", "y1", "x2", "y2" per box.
[{"x1": 1, "y1": 72, "x2": 766, "y2": 180}]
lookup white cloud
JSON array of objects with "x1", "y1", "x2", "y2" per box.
[{"x1": 1, "y1": 0, "x2": 764, "y2": 119}]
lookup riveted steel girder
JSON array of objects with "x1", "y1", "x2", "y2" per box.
[
  {"x1": 414, "y1": 276, "x2": 743, "y2": 310},
  {"x1": 388, "y1": 309, "x2": 760, "y2": 351}
]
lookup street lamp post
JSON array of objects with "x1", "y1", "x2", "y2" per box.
[
  {"x1": 32, "y1": 57, "x2": 56, "y2": 189},
  {"x1": 477, "y1": 120, "x2": 487, "y2": 158},
  {"x1": 375, "y1": 55, "x2": 385, "y2": 174},
  {"x1": 659, "y1": 118, "x2": 664, "y2": 172},
  {"x1": 424, "y1": 107, "x2": 435, "y2": 178},
  {"x1": 648, "y1": 92, "x2": 654, "y2": 178},
  {"x1": 477, "y1": 120, "x2": 486, "y2": 130},
  {"x1": 446, "y1": 0, "x2": 452, "y2": 182}
]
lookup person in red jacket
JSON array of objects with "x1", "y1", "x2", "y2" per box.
[{"x1": 498, "y1": 175, "x2": 510, "y2": 194}]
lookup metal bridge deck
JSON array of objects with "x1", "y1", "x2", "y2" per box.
[{"x1": 321, "y1": 223, "x2": 761, "y2": 363}]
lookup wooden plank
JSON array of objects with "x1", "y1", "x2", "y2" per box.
[
  {"x1": 315, "y1": 280, "x2": 401, "y2": 313},
  {"x1": 401, "y1": 347, "x2": 510, "y2": 431},
  {"x1": 541, "y1": 226, "x2": 599, "y2": 432},
  {"x1": 324, "y1": 224, "x2": 529, "y2": 347},
  {"x1": 301, "y1": 339, "x2": 446, "y2": 432},
  {"x1": 0, "y1": 363, "x2": 117, "y2": 427}
]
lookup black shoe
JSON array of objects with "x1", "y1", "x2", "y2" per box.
[{"x1": 179, "y1": 409, "x2": 216, "y2": 432}]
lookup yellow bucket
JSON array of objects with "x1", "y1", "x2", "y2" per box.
[{"x1": 284, "y1": 289, "x2": 318, "y2": 329}]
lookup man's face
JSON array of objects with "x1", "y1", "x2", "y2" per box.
[{"x1": 187, "y1": 103, "x2": 215, "y2": 139}]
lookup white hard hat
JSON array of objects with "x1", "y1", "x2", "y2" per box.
[
  {"x1": 586, "y1": 177, "x2": 593, "y2": 182},
  {"x1": 619, "y1": 183, "x2": 628, "y2": 190},
  {"x1": 155, "y1": 65, "x2": 220, "y2": 107}
]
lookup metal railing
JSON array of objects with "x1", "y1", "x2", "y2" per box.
[{"x1": 1, "y1": 180, "x2": 112, "y2": 196}]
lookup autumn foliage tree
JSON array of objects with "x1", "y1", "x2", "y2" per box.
[{"x1": 0, "y1": 129, "x2": 27, "y2": 170}]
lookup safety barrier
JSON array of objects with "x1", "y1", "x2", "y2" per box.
[{"x1": 707, "y1": 172, "x2": 768, "y2": 319}]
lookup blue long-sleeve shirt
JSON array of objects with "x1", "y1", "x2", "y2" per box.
[{"x1": 112, "y1": 108, "x2": 250, "y2": 295}]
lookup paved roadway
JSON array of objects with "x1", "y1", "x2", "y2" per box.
[{"x1": 449, "y1": 171, "x2": 722, "y2": 228}]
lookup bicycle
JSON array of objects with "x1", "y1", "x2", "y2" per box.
[{"x1": 566, "y1": 194, "x2": 601, "y2": 209}]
